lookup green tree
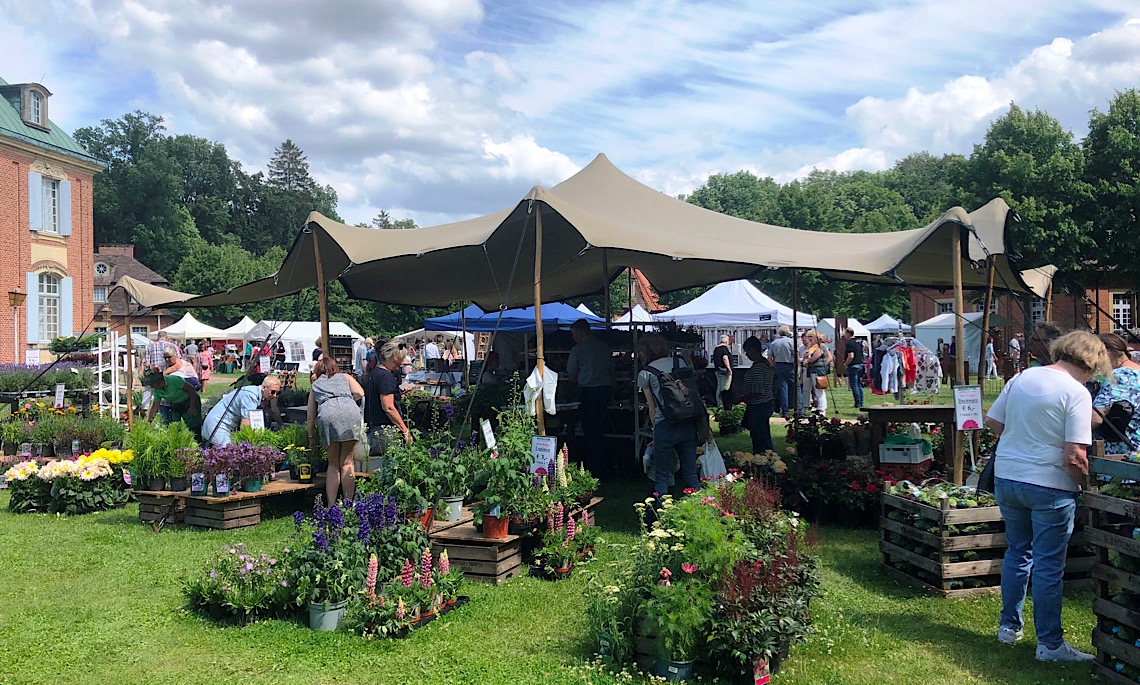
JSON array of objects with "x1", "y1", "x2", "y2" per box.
[
  {"x1": 267, "y1": 139, "x2": 315, "y2": 194},
  {"x1": 884, "y1": 152, "x2": 968, "y2": 223},
  {"x1": 961, "y1": 103, "x2": 1093, "y2": 273},
  {"x1": 1083, "y1": 89, "x2": 1140, "y2": 289}
]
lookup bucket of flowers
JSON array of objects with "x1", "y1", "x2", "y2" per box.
[{"x1": 286, "y1": 498, "x2": 366, "y2": 631}]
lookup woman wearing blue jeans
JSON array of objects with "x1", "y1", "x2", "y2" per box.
[{"x1": 984, "y1": 330, "x2": 1110, "y2": 662}]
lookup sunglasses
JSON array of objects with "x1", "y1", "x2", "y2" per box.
[{"x1": 267, "y1": 389, "x2": 279, "y2": 396}]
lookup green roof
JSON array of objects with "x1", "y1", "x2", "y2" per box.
[{"x1": 0, "y1": 76, "x2": 103, "y2": 167}]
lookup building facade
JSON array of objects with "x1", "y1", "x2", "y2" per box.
[
  {"x1": 0, "y1": 77, "x2": 102, "y2": 364},
  {"x1": 92, "y1": 245, "x2": 173, "y2": 339}
]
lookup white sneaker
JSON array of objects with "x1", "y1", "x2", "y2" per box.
[
  {"x1": 998, "y1": 626, "x2": 1023, "y2": 644},
  {"x1": 1035, "y1": 641, "x2": 1095, "y2": 662}
]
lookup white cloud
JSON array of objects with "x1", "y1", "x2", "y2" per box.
[{"x1": 2, "y1": 0, "x2": 1140, "y2": 229}]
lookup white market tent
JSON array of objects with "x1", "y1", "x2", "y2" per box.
[
  {"x1": 654, "y1": 280, "x2": 817, "y2": 367},
  {"x1": 612, "y1": 304, "x2": 654, "y2": 328},
  {"x1": 243, "y1": 320, "x2": 363, "y2": 372},
  {"x1": 654, "y1": 280, "x2": 816, "y2": 329},
  {"x1": 391, "y1": 328, "x2": 476, "y2": 361},
  {"x1": 865, "y1": 314, "x2": 912, "y2": 334},
  {"x1": 152, "y1": 312, "x2": 227, "y2": 340},
  {"x1": 222, "y1": 316, "x2": 257, "y2": 339},
  {"x1": 576, "y1": 303, "x2": 598, "y2": 317},
  {"x1": 817, "y1": 318, "x2": 870, "y2": 342},
  {"x1": 914, "y1": 312, "x2": 985, "y2": 373}
]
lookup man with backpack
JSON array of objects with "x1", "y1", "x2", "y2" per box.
[{"x1": 637, "y1": 333, "x2": 704, "y2": 498}]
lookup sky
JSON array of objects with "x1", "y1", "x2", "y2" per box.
[{"x1": 3, "y1": 0, "x2": 1140, "y2": 228}]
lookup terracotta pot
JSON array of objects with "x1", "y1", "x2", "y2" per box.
[{"x1": 482, "y1": 514, "x2": 509, "y2": 539}]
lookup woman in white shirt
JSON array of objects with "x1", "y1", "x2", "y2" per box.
[{"x1": 984, "y1": 330, "x2": 1110, "y2": 662}]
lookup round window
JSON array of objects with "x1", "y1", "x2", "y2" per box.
[{"x1": 95, "y1": 262, "x2": 108, "y2": 276}]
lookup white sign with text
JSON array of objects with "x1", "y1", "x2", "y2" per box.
[
  {"x1": 953, "y1": 385, "x2": 984, "y2": 431},
  {"x1": 530, "y1": 436, "x2": 559, "y2": 474}
]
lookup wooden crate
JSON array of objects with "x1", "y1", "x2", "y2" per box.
[
  {"x1": 1085, "y1": 452, "x2": 1140, "y2": 678},
  {"x1": 430, "y1": 520, "x2": 522, "y2": 585},
  {"x1": 130, "y1": 472, "x2": 317, "y2": 530},
  {"x1": 880, "y1": 491, "x2": 1092, "y2": 597},
  {"x1": 136, "y1": 493, "x2": 184, "y2": 524}
]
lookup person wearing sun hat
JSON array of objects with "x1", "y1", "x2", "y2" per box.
[{"x1": 143, "y1": 370, "x2": 203, "y2": 433}]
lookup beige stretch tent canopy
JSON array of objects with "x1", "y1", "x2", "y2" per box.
[{"x1": 115, "y1": 154, "x2": 1053, "y2": 311}]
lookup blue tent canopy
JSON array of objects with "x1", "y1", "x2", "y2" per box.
[{"x1": 425, "y1": 303, "x2": 605, "y2": 332}]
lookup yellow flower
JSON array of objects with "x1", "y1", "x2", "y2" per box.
[
  {"x1": 37, "y1": 403, "x2": 44, "y2": 408},
  {"x1": 68, "y1": 407, "x2": 76, "y2": 412}
]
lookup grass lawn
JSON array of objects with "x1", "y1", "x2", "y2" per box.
[
  {"x1": 0, "y1": 473, "x2": 1100, "y2": 685},
  {"x1": 806, "y1": 377, "x2": 1004, "y2": 422}
]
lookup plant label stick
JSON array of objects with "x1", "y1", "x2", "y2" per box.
[
  {"x1": 259, "y1": 355, "x2": 270, "y2": 373},
  {"x1": 249, "y1": 409, "x2": 265, "y2": 430},
  {"x1": 54, "y1": 383, "x2": 65, "y2": 409}
]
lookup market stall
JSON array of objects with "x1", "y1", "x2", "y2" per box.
[{"x1": 243, "y1": 320, "x2": 363, "y2": 373}]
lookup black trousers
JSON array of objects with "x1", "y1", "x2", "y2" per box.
[{"x1": 578, "y1": 386, "x2": 611, "y2": 475}]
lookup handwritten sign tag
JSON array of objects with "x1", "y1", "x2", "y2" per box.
[
  {"x1": 249, "y1": 409, "x2": 265, "y2": 430},
  {"x1": 259, "y1": 355, "x2": 270, "y2": 373}
]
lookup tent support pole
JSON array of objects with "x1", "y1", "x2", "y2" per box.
[
  {"x1": 1045, "y1": 280, "x2": 1053, "y2": 321},
  {"x1": 792, "y1": 270, "x2": 799, "y2": 421},
  {"x1": 952, "y1": 228, "x2": 966, "y2": 485},
  {"x1": 977, "y1": 259, "x2": 995, "y2": 393},
  {"x1": 602, "y1": 249, "x2": 611, "y2": 329},
  {"x1": 311, "y1": 226, "x2": 331, "y2": 367},
  {"x1": 123, "y1": 290, "x2": 134, "y2": 429},
  {"x1": 461, "y1": 307, "x2": 469, "y2": 390},
  {"x1": 533, "y1": 205, "x2": 546, "y2": 436}
]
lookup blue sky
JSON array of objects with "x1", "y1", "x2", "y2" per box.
[{"x1": 3, "y1": 0, "x2": 1140, "y2": 228}]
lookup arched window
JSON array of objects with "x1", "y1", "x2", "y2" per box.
[
  {"x1": 29, "y1": 90, "x2": 43, "y2": 125},
  {"x1": 38, "y1": 272, "x2": 60, "y2": 341}
]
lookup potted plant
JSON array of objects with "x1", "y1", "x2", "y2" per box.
[
  {"x1": 31, "y1": 411, "x2": 57, "y2": 459},
  {"x1": 344, "y1": 554, "x2": 413, "y2": 638},
  {"x1": 1, "y1": 418, "x2": 30, "y2": 457},
  {"x1": 378, "y1": 435, "x2": 439, "y2": 529},
  {"x1": 286, "y1": 499, "x2": 365, "y2": 631},
  {"x1": 52, "y1": 409, "x2": 79, "y2": 459},
  {"x1": 646, "y1": 564, "x2": 713, "y2": 682},
  {"x1": 177, "y1": 448, "x2": 207, "y2": 494},
  {"x1": 431, "y1": 435, "x2": 478, "y2": 522},
  {"x1": 233, "y1": 442, "x2": 279, "y2": 493}
]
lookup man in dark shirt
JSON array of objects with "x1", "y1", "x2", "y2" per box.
[
  {"x1": 712, "y1": 334, "x2": 734, "y2": 409},
  {"x1": 843, "y1": 328, "x2": 866, "y2": 409},
  {"x1": 365, "y1": 342, "x2": 412, "y2": 456},
  {"x1": 739, "y1": 336, "x2": 776, "y2": 453}
]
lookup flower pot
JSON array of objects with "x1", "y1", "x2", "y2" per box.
[
  {"x1": 296, "y1": 463, "x2": 312, "y2": 482},
  {"x1": 656, "y1": 658, "x2": 693, "y2": 682},
  {"x1": 482, "y1": 514, "x2": 509, "y2": 540},
  {"x1": 54, "y1": 444, "x2": 72, "y2": 460},
  {"x1": 146, "y1": 476, "x2": 167, "y2": 491},
  {"x1": 442, "y1": 496, "x2": 464, "y2": 522},
  {"x1": 2, "y1": 442, "x2": 14, "y2": 456},
  {"x1": 597, "y1": 631, "x2": 613, "y2": 657},
  {"x1": 168, "y1": 476, "x2": 188, "y2": 492},
  {"x1": 242, "y1": 477, "x2": 263, "y2": 493},
  {"x1": 308, "y1": 599, "x2": 348, "y2": 631},
  {"x1": 405, "y1": 508, "x2": 435, "y2": 532}
]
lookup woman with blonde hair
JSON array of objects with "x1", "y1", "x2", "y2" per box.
[
  {"x1": 307, "y1": 357, "x2": 366, "y2": 503},
  {"x1": 984, "y1": 330, "x2": 1110, "y2": 662},
  {"x1": 800, "y1": 330, "x2": 831, "y2": 413},
  {"x1": 1092, "y1": 332, "x2": 1140, "y2": 454}
]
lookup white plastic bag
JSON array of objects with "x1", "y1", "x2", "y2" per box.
[{"x1": 699, "y1": 440, "x2": 727, "y2": 481}]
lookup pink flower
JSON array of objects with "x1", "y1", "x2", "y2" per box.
[
  {"x1": 547, "y1": 504, "x2": 556, "y2": 533},
  {"x1": 865, "y1": 484, "x2": 878, "y2": 494},
  {"x1": 401, "y1": 559, "x2": 414, "y2": 588},
  {"x1": 580, "y1": 510, "x2": 589, "y2": 528},
  {"x1": 681, "y1": 563, "x2": 697, "y2": 574},
  {"x1": 660, "y1": 567, "x2": 672, "y2": 579},
  {"x1": 420, "y1": 548, "x2": 433, "y2": 589},
  {"x1": 395, "y1": 599, "x2": 406, "y2": 621},
  {"x1": 365, "y1": 554, "x2": 378, "y2": 599},
  {"x1": 851, "y1": 481, "x2": 861, "y2": 491},
  {"x1": 555, "y1": 502, "x2": 564, "y2": 533},
  {"x1": 567, "y1": 517, "x2": 576, "y2": 542}
]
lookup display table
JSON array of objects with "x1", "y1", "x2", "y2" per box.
[
  {"x1": 866, "y1": 405, "x2": 958, "y2": 472},
  {"x1": 132, "y1": 471, "x2": 319, "y2": 530}
]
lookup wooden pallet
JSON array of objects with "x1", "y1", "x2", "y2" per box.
[
  {"x1": 129, "y1": 472, "x2": 317, "y2": 530},
  {"x1": 430, "y1": 517, "x2": 522, "y2": 585},
  {"x1": 137, "y1": 493, "x2": 184, "y2": 524},
  {"x1": 880, "y1": 491, "x2": 1092, "y2": 596}
]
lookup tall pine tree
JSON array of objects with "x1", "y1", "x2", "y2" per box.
[{"x1": 267, "y1": 139, "x2": 315, "y2": 194}]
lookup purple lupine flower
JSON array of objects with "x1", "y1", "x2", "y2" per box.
[
  {"x1": 444, "y1": 402, "x2": 454, "y2": 422},
  {"x1": 385, "y1": 496, "x2": 398, "y2": 530},
  {"x1": 314, "y1": 531, "x2": 329, "y2": 552},
  {"x1": 358, "y1": 517, "x2": 371, "y2": 541},
  {"x1": 533, "y1": 474, "x2": 542, "y2": 488},
  {"x1": 458, "y1": 440, "x2": 466, "y2": 450},
  {"x1": 326, "y1": 502, "x2": 345, "y2": 536}
]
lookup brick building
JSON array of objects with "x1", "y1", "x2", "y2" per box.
[
  {"x1": 0, "y1": 77, "x2": 102, "y2": 364},
  {"x1": 92, "y1": 245, "x2": 173, "y2": 339},
  {"x1": 908, "y1": 273, "x2": 1136, "y2": 339}
]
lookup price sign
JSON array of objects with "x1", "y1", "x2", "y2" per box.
[
  {"x1": 953, "y1": 384, "x2": 984, "y2": 431},
  {"x1": 481, "y1": 419, "x2": 496, "y2": 450},
  {"x1": 259, "y1": 355, "x2": 270, "y2": 373},
  {"x1": 249, "y1": 409, "x2": 265, "y2": 430},
  {"x1": 530, "y1": 435, "x2": 559, "y2": 474},
  {"x1": 54, "y1": 383, "x2": 66, "y2": 408},
  {"x1": 24, "y1": 350, "x2": 39, "y2": 366}
]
